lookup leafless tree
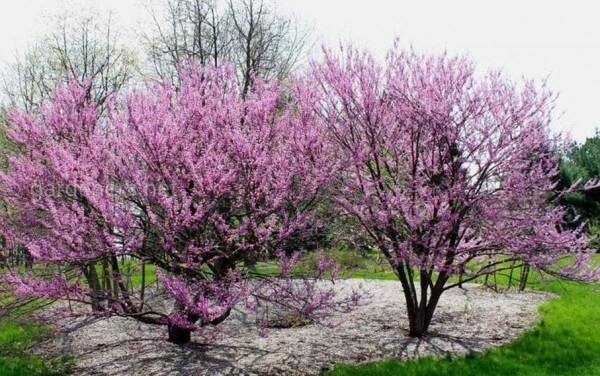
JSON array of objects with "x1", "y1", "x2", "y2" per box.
[
  {"x1": 144, "y1": 0, "x2": 311, "y2": 95},
  {"x1": 227, "y1": 0, "x2": 309, "y2": 95},
  {"x1": 2, "y1": 44, "x2": 52, "y2": 113},
  {"x1": 145, "y1": 0, "x2": 230, "y2": 83},
  {"x1": 2, "y1": 10, "x2": 137, "y2": 114}
]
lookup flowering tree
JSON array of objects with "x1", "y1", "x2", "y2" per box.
[
  {"x1": 303, "y1": 42, "x2": 599, "y2": 337},
  {"x1": 0, "y1": 63, "x2": 341, "y2": 344}
]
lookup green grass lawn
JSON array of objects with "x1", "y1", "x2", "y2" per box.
[{"x1": 0, "y1": 320, "x2": 71, "y2": 376}]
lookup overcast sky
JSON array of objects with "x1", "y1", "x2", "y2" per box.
[{"x1": 0, "y1": 0, "x2": 598, "y2": 142}]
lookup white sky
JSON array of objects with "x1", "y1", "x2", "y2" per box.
[{"x1": 0, "y1": 0, "x2": 599, "y2": 142}]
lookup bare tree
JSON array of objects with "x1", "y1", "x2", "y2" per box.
[
  {"x1": 2, "y1": 9, "x2": 137, "y2": 114},
  {"x1": 227, "y1": 0, "x2": 309, "y2": 95},
  {"x1": 2, "y1": 44, "x2": 53, "y2": 113},
  {"x1": 144, "y1": 0, "x2": 230, "y2": 83},
  {"x1": 144, "y1": 0, "x2": 310, "y2": 94}
]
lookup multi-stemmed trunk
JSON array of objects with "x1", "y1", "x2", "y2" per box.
[
  {"x1": 395, "y1": 265, "x2": 448, "y2": 338},
  {"x1": 404, "y1": 285, "x2": 444, "y2": 337}
]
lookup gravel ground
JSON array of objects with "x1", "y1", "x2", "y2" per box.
[{"x1": 33, "y1": 280, "x2": 552, "y2": 375}]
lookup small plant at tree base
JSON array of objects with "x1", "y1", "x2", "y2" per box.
[
  {"x1": 299, "y1": 247, "x2": 366, "y2": 273},
  {"x1": 263, "y1": 311, "x2": 314, "y2": 329},
  {"x1": 300, "y1": 40, "x2": 599, "y2": 337}
]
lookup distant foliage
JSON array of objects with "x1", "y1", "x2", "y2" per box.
[{"x1": 560, "y1": 130, "x2": 600, "y2": 250}]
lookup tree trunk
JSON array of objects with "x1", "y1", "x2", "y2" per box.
[
  {"x1": 519, "y1": 264, "x2": 530, "y2": 292},
  {"x1": 167, "y1": 324, "x2": 191, "y2": 344},
  {"x1": 457, "y1": 267, "x2": 464, "y2": 289},
  {"x1": 407, "y1": 308, "x2": 427, "y2": 337},
  {"x1": 406, "y1": 281, "x2": 444, "y2": 337},
  {"x1": 83, "y1": 263, "x2": 104, "y2": 312},
  {"x1": 507, "y1": 261, "x2": 516, "y2": 289}
]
